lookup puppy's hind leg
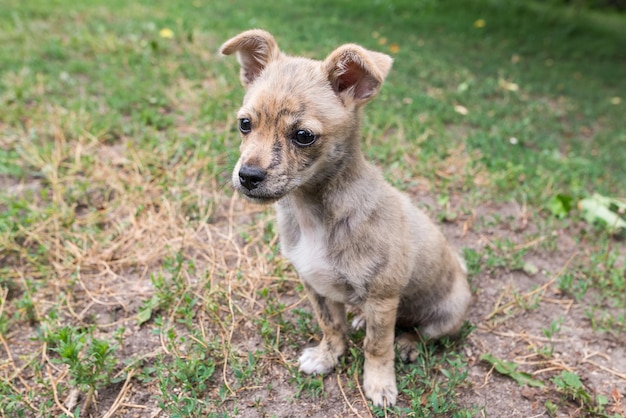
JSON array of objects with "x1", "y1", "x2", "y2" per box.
[
  {"x1": 299, "y1": 283, "x2": 348, "y2": 375},
  {"x1": 421, "y1": 270, "x2": 471, "y2": 340},
  {"x1": 397, "y1": 266, "x2": 471, "y2": 363},
  {"x1": 396, "y1": 332, "x2": 421, "y2": 363}
]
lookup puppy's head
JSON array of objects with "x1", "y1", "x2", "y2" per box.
[{"x1": 220, "y1": 29, "x2": 392, "y2": 203}]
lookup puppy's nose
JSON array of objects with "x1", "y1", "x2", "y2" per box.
[{"x1": 238, "y1": 165, "x2": 266, "y2": 191}]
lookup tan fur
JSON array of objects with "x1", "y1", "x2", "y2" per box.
[{"x1": 221, "y1": 30, "x2": 471, "y2": 407}]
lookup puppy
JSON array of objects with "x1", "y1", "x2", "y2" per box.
[{"x1": 220, "y1": 30, "x2": 471, "y2": 407}]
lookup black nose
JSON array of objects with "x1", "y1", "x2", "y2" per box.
[{"x1": 238, "y1": 165, "x2": 266, "y2": 191}]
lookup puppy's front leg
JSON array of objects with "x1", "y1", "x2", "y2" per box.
[
  {"x1": 363, "y1": 297, "x2": 399, "y2": 407},
  {"x1": 299, "y1": 283, "x2": 348, "y2": 375}
]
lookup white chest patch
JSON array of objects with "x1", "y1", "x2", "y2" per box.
[{"x1": 281, "y1": 217, "x2": 345, "y2": 303}]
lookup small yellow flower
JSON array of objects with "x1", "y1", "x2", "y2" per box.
[
  {"x1": 610, "y1": 97, "x2": 621, "y2": 105},
  {"x1": 389, "y1": 43, "x2": 400, "y2": 54},
  {"x1": 474, "y1": 19, "x2": 486, "y2": 28},
  {"x1": 378, "y1": 37, "x2": 387, "y2": 46},
  {"x1": 159, "y1": 28, "x2": 174, "y2": 39}
]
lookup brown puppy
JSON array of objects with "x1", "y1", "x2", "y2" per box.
[{"x1": 220, "y1": 29, "x2": 471, "y2": 407}]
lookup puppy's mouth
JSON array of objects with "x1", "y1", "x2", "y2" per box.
[
  {"x1": 242, "y1": 193, "x2": 283, "y2": 205},
  {"x1": 238, "y1": 189, "x2": 285, "y2": 204}
]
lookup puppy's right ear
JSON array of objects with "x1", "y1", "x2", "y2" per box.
[{"x1": 220, "y1": 29, "x2": 281, "y2": 88}]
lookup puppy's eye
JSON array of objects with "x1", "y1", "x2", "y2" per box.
[
  {"x1": 238, "y1": 118, "x2": 252, "y2": 134},
  {"x1": 292, "y1": 129, "x2": 317, "y2": 146}
]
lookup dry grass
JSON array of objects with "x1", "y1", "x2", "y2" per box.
[{"x1": 0, "y1": 92, "x2": 305, "y2": 415}]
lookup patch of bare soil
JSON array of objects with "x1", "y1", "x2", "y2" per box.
[
  {"x1": 3, "y1": 173, "x2": 625, "y2": 417},
  {"x1": 441, "y1": 195, "x2": 626, "y2": 418}
]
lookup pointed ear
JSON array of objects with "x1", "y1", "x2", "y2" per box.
[
  {"x1": 323, "y1": 44, "x2": 392, "y2": 105},
  {"x1": 220, "y1": 29, "x2": 281, "y2": 87}
]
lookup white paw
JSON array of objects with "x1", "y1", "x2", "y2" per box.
[
  {"x1": 363, "y1": 367, "x2": 398, "y2": 407},
  {"x1": 298, "y1": 345, "x2": 338, "y2": 375},
  {"x1": 351, "y1": 314, "x2": 366, "y2": 331}
]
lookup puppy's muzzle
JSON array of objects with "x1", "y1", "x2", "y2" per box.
[{"x1": 238, "y1": 165, "x2": 267, "y2": 191}]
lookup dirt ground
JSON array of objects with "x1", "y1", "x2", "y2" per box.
[
  {"x1": 3, "y1": 183, "x2": 625, "y2": 417},
  {"x1": 449, "y1": 198, "x2": 626, "y2": 418}
]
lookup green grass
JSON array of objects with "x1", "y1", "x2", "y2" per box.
[{"x1": 1, "y1": 0, "x2": 625, "y2": 416}]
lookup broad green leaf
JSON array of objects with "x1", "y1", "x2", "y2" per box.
[
  {"x1": 552, "y1": 370, "x2": 591, "y2": 403},
  {"x1": 137, "y1": 295, "x2": 159, "y2": 325},
  {"x1": 578, "y1": 193, "x2": 626, "y2": 233},
  {"x1": 553, "y1": 370, "x2": 583, "y2": 389},
  {"x1": 480, "y1": 353, "x2": 545, "y2": 388},
  {"x1": 547, "y1": 193, "x2": 573, "y2": 219}
]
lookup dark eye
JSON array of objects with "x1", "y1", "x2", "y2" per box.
[
  {"x1": 238, "y1": 118, "x2": 252, "y2": 134},
  {"x1": 292, "y1": 129, "x2": 317, "y2": 146}
]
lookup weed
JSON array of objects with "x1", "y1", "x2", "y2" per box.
[
  {"x1": 538, "y1": 317, "x2": 563, "y2": 357},
  {"x1": 292, "y1": 373, "x2": 325, "y2": 400},
  {"x1": 545, "y1": 399, "x2": 559, "y2": 417},
  {"x1": 558, "y1": 270, "x2": 591, "y2": 301},
  {"x1": 482, "y1": 237, "x2": 529, "y2": 272},
  {"x1": 41, "y1": 324, "x2": 119, "y2": 413},
  {"x1": 551, "y1": 370, "x2": 622, "y2": 416},
  {"x1": 585, "y1": 307, "x2": 626, "y2": 334},
  {"x1": 231, "y1": 351, "x2": 259, "y2": 385},
  {"x1": 559, "y1": 240, "x2": 626, "y2": 332},
  {"x1": 480, "y1": 353, "x2": 545, "y2": 388},
  {"x1": 149, "y1": 324, "x2": 219, "y2": 416},
  {"x1": 552, "y1": 371, "x2": 591, "y2": 406},
  {"x1": 396, "y1": 338, "x2": 476, "y2": 417},
  {"x1": 462, "y1": 247, "x2": 482, "y2": 279},
  {"x1": 512, "y1": 288, "x2": 542, "y2": 312}
]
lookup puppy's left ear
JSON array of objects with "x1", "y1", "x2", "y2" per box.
[
  {"x1": 323, "y1": 44, "x2": 392, "y2": 105},
  {"x1": 220, "y1": 29, "x2": 282, "y2": 88}
]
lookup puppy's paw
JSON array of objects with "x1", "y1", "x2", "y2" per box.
[
  {"x1": 351, "y1": 313, "x2": 366, "y2": 331},
  {"x1": 396, "y1": 332, "x2": 419, "y2": 363},
  {"x1": 298, "y1": 345, "x2": 338, "y2": 375},
  {"x1": 363, "y1": 370, "x2": 398, "y2": 407}
]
